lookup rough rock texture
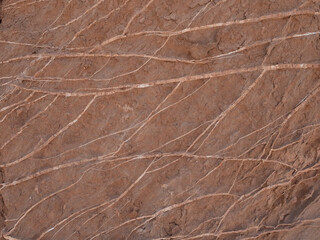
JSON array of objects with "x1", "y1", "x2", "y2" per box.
[{"x1": 0, "y1": 0, "x2": 320, "y2": 239}]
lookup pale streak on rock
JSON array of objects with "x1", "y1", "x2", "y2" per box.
[
  {"x1": 1, "y1": 1, "x2": 320, "y2": 239},
  {"x1": 91, "y1": 10, "x2": 319, "y2": 50},
  {"x1": 0, "y1": 95, "x2": 57, "y2": 150},
  {"x1": 0, "y1": 96, "x2": 96, "y2": 168},
  {"x1": 8, "y1": 64, "x2": 320, "y2": 97}
]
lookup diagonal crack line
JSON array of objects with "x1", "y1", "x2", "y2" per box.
[
  {"x1": 83, "y1": 10, "x2": 319, "y2": 50},
  {"x1": 0, "y1": 95, "x2": 57, "y2": 150},
  {"x1": 187, "y1": 70, "x2": 267, "y2": 153},
  {"x1": 4, "y1": 165, "x2": 103, "y2": 236},
  {"x1": 65, "y1": 0, "x2": 132, "y2": 48},
  {"x1": 0, "y1": 94, "x2": 48, "y2": 123},
  {"x1": 9, "y1": 64, "x2": 320, "y2": 97},
  {"x1": 0, "y1": 96, "x2": 96, "y2": 168},
  {"x1": 3, "y1": 30, "x2": 319, "y2": 66},
  {"x1": 92, "y1": 193, "x2": 237, "y2": 240},
  {"x1": 266, "y1": 83, "x2": 320, "y2": 159}
]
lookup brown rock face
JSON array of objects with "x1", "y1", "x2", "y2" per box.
[{"x1": 0, "y1": 0, "x2": 320, "y2": 239}]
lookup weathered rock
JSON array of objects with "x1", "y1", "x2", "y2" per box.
[{"x1": 0, "y1": 0, "x2": 320, "y2": 239}]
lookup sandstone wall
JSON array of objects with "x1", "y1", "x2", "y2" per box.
[{"x1": 0, "y1": 0, "x2": 320, "y2": 239}]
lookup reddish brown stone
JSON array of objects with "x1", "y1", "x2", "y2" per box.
[{"x1": 0, "y1": 0, "x2": 320, "y2": 239}]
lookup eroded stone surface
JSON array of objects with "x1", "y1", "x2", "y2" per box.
[{"x1": 0, "y1": 0, "x2": 320, "y2": 239}]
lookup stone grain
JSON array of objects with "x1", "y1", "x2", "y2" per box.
[{"x1": 0, "y1": 0, "x2": 320, "y2": 239}]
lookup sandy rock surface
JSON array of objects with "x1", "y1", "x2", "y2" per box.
[{"x1": 0, "y1": 0, "x2": 320, "y2": 239}]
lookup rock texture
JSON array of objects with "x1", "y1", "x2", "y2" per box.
[{"x1": 1, "y1": 0, "x2": 320, "y2": 239}]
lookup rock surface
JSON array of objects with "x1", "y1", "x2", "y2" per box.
[{"x1": 0, "y1": 0, "x2": 320, "y2": 239}]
